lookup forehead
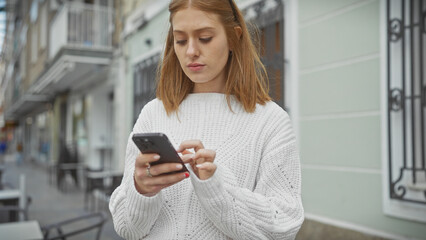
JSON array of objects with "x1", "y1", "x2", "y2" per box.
[{"x1": 172, "y1": 8, "x2": 223, "y2": 32}]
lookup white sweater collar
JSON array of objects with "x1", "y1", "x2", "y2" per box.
[{"x1": 184, "y1": 93, "x2": 228, "y2": 102}]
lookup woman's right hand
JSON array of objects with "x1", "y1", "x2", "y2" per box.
[{"x1": 133, "y1": 153, "x2": 191, "y2": 197}]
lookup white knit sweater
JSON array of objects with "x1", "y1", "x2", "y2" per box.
[{"x1": 109, "y1": 93, "x2": 304, "y2": 240}]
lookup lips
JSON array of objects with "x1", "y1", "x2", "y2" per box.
[{"x1": 187, "y1": 63, "x2": 205, "y2": 72}]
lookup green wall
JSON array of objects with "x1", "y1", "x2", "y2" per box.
[
  {"x1": 298, "y1": 0, "x2": 426, "y2": 238},
  {"x1": 125, "y1": 7, "x2": 169, "y2": 131}
]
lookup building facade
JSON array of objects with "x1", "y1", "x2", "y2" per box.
[
  {"x1": 1, "y1": 0, "x2": 425, "y2": 239},
  {"x1": 1, "y1": 0, "x2": 122, "y2": 171}
]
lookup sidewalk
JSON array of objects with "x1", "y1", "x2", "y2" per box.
[{"x1": 1, "y1": 154, "x2": 123, "y2": 240}]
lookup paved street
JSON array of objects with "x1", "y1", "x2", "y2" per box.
[{"x1": 1, "y1": 154, "x2": 123, "y2": 240}]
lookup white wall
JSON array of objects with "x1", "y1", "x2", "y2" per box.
[{"x1": 85, "y1": 84, "x2": 114, "y2": 169}]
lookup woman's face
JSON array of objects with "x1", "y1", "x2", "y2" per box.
[{"x1": 172, "y1": 8, "x2": 230, "y2": 93}]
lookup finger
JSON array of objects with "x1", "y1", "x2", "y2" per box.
[
  {"x1": 196, "y1": 162, "x2": 217, "y2": 180},
  {"x1": 193, "y1": 149, "x2": 216, "y2": 162},
  {"x1": 149, "y1": 163, "x2": 185, "y2": 176},
  {"x1": 181, "y1": 150, "x2": 193, "y2": 155},
  {"x1": 177, "y1": 140, "x2": 204, "y2": 153},
  {"x1": 181, "y1": 153, "x2": 195, "y2": 164},
  {"x1": 147, "y1": 181, "x2": 179, "y2": 195},
  {"x1": 135, "y1": 153, "x2": 160, "y2": 167},
  {"x1": 134, "y1": 167, "x2": 147, "y2": 181},
  {"x1": 196, "y1": 162, "x2": 217, "y2": 172},
  {"x1": 134, "y1": 165, "x2": 155, "y2": 180},
  {"x1": 144, "y1": 172, "x2": 190, "y2": 186},
  {"x1": 159, "y1": 183, "x2": 173, "y2": 189}
]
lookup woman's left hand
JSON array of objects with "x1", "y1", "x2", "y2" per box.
[{"x1": 177, "y1": 140, "x2": 217, "y2": 180}]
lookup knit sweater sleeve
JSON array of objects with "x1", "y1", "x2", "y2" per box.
[
  {"x1": 190, "y1": 109, "x2": 304, "y2": 240},
  {"x1": 109, "y1": 101, "x2": 164, "y2": 240}
]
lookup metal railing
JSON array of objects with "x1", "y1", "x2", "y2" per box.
[
  {"x1": 133, "y1": 54, "x2": 160, "y2": 124},
  {"x1": 387, "y1": 0, "x2": 426, "y2": 204},
  {"x1": 49, "y1": 2, "x2": 114, "y2": 60}
]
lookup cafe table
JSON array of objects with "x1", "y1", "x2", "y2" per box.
[
  {"x1": 0, "y1": 189, "x2": 20, "y2": 221},
  {"x1": 0, "y1": 220, "x2": 43, "y2": 239}
]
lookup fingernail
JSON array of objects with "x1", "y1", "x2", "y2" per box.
[
  {"x1": 176, "y1": 164, "x2": 183, "y2": 169},
  {"x1": 184, "y1": 172, "x2": 190, "y2": 178},
  {"x1": 196, "y1": 164, "x2": 202, "y2": 168},
  {"x1": 153, "y1": 155, "x2": 160, "y2": 160}
]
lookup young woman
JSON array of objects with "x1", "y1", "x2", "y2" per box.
[{"x1": 109, "y1": 0, "x2": 304, "y2": 239}]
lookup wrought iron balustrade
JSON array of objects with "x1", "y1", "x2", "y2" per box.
[
  {"x1": 49, "y1": 2, "x2": 114, "y2": 60},
  {"x1": 387, "y1": 0, "x2": 426, "y2": 204},
  {"x1": 133, "y1": 54, "x2": 160, "y2": 123}
]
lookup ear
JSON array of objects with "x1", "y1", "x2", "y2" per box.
[
  {"x1": 234, "y1": 26, "x2": 242, "y2": 39},
  {"x1": 230, "y1": 26, "x2": 243, "y2": 51}
]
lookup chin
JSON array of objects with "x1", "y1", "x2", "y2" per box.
[
  {"x1": 186, "y1": 75, "x2": 210, "y2": 84},
  {"x1": 190, "y1": 79, "x2": 212, "y2": 85}
]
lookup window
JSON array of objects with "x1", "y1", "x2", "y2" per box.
[
  {"x1": 30, "y1": 0, "x2": 39, "y2": 23},
  {"x1": 31, "y1": 26, "x2": 38, "y2": 63},
  {"x1": 40, "y1": 3, "x2": 47, "y2": 49},
  {"x1": 20, "y1": 46, "x2": 26, "y2": 78},
  {"x1": 385, "y1": 0, "x2": 426, "y2": 221},
  {"x1": 13, "y1": 74, "x2": 22, "y2": 102},
  {"x1": 133, "y1": 53, "x2": 160, "y2": 123},
  {"x1": 20, "y1": 24, "x2": 28, "y2": 46}
]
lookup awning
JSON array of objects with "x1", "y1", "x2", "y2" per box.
[
  {"x1": 4, "y1": 94, "x2": 51, "y2": 120},
  {"x1": 29, "y1": 48, "x2": 112, "y2": 95}
]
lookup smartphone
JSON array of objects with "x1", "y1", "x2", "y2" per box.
[{"x1": 132, "y1": 132, "x2": 188, "y2": 173}]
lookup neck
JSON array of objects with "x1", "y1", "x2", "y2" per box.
[
  {"x1": 192, "y1": 78, "x2": 226, "y2": 94},
  {"x1": 192, "y1": 84, "x2": 225, "y2": 93}
]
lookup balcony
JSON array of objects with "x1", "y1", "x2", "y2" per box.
[
  {"x1": 29, "y1": 2, "x2": 114, "y2": 95},
  {"x1": 49, "y1": 2, "x2": 114, "y2": 60}
]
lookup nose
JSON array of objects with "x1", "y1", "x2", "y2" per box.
[{"x1": 186, "y1": 39, "x2": 200, "y2": 58}]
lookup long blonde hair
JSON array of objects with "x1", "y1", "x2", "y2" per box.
[{"x1": 156, "y1": 0, "x2": 271, "y2": 115}]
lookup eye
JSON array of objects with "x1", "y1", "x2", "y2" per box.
[
  {"x1": 176, "y1": 40, "x2": 187, "y2": 45},
  {"x1": 200, "y1": 37, "x2": 212, "y2": 43}
]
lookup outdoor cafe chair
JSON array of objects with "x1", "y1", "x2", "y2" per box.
[
  {"x1": 0, "y1": 189, "x2": 32, "y2": 222},
  {"x1": 84, "y1": 167, "x2": 105, "y2": 211},
  {"x1": 94, "y1": 173, "x2": 122, "y2": 211},
  {"x1": 0, "y1": 205, "x2": 29, "y2": 222},
  {"x1": 41, "y1": 211, "x2": 107, "y2": 240}
]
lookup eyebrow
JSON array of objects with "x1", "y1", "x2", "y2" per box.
[{"x1": 173, "y1": 27, "x2": 216, "y2": 34}]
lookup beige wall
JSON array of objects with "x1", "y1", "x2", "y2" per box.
[
  {"x1": 21, "y1": 3, "x2": 31, "y2": 93},
  {"x1": 21, "y1": 0, "x2": 48, "y2": 92},
  {"x1": 113, "y1": 0, "x2": 124, "y2": 46}
]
